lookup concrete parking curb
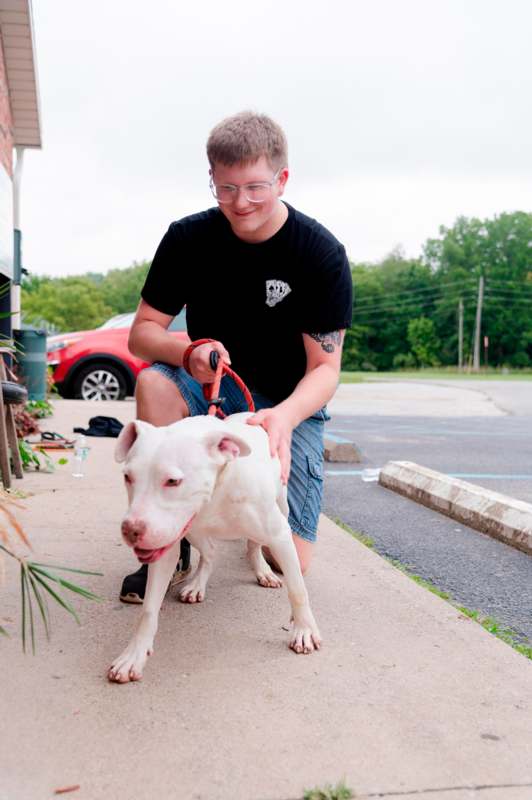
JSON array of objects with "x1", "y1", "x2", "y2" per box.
[
  {"x1": 379, "y1": 460, "x2": 532, "y2": 556},
  {"x1": 323, "y1": 435, "x2": 362, "y2": 463}
]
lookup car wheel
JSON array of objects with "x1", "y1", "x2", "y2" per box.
[{"x1": 72, "y1": 362, "x2": 128, "y2": 401}]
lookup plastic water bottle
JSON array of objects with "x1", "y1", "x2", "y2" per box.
[
  {"x1": 72, "y1": 435, "x2": 90, "y2": 478},
  {"x1": 361, "y1": 468, "x2": 381, "y2": 482}
]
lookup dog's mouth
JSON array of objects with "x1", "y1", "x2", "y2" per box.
[
  {"x1": 133, "y1": 515, "x2": 196, "y2": 564},
  {"x1": 133, "y1": 542, "x2": 175, "y2": 564}
]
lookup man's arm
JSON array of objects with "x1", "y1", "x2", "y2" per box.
[
  {"x1": 247, "y1": 330, "x2": 344, "y2": 483},
  {"x1": 128, "y1": 299, "x2": 230, "y2": 383},
  {"x1": 278, "y1": 330, "x2": 344, "y2": 426},
  {"x1": 128, "y1": 300, "x2": 188, "y2": 365}
]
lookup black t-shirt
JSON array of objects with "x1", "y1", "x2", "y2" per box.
[{"x1": 141, "y1": 202, "x2": 353, "y2": 403}]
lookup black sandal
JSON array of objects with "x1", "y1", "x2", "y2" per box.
[{"x1": 119, "y1": 538, "x2": 191, "y2": 604}]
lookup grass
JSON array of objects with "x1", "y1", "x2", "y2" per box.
[
  {"x1": 340, "y1": 368, "x2": 532, "y2": 383},
  {"x1": 333, "y1": 517, "x2": 375, "y2": 549},
  {"x1": 303, "y1": 781, "x2": 354, "y2": 800},
  {"x1": 335, "y1": 518, "x2": 532, "y2": 660}
]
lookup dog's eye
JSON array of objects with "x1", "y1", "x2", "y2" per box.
[
  {"x1": 124, "y1": 473, "x2": 132, "y2": 484},
  {"x1": 165, "y1": 478, "x2": 182, "y2": 488}
]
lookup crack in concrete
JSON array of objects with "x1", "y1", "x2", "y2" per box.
[
  {"x1": 360, "y1": 782, "x2": 532, "y2": 797},
  {"x1": 274, "y1": 782, "x2": 532, "y2": 800}
]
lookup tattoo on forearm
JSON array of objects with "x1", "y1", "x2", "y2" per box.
[{"x1": 309, "y1": 331, "x2": 342, "y2": 353}]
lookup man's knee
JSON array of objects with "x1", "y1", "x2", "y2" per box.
[
  {"x1": 263, "y1": 534, "x2": 314, "y2": 575},
  {"x1": 135, "y1": 368, "x2": 189, "y2": 425},
  {"x1": 293, "y1": 533, "x2": 314, "y2": 575}
]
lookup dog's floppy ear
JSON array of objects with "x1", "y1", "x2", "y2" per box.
[
  {"x1": 204, "y1": 431, "x2": 251, "y2": 462},
  {"x1": 115, "y1": 420, "x2": 152, "y2": 463}
]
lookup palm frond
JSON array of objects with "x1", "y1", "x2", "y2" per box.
[
  {"x1": 0, "y1": 500, "x2": 31, "y2": 549},
  {"x1": 27, "y1": 569, "x2": 51, "y2": 640},
  {"x1": 30, "y1": 562, "x2": 103, "y2": 577},
  {"x1": 30, "y1": 565, "x2": 103, "y2": 602},
  {"x1": 31, "y1": 570, "x2": 81, "y2": 625}
]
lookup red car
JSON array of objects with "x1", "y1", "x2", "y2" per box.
[{"x1": 47, "y1": 311, "x2": 189, "y2": 401}]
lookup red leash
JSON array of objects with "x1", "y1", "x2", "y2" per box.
[{"x1": 182, "y1": 338, "x2": 255, "y2": 418}]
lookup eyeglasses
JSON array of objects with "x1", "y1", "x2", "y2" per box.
[{"x1": 209, "y1": 168, "x2": 282, "y2": 204}]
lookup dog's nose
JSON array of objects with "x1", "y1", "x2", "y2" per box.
[{"x1": 121, "y1": 518, "x2": 146, "y2": 545}]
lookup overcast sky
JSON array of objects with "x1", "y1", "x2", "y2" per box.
[{"x1": 21, "y1": 0, "x2": 532, "y2": 278}]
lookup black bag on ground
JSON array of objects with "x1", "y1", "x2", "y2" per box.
[{"x1": 73, "y1": 416, "x2": 124, "y2": 438}]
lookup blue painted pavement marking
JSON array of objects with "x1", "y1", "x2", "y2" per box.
[
  {"x1": 325, "y1": 469, "x2": 365, "y2": 476},
  {"x1": 323, "y1": 433, "x2": 353, "y2": 443}
]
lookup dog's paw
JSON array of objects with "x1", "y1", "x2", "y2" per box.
[
  {"x1": 289, "y1": 615, "x2": 322, "y2": 655},
  {"x1": 178, "y1": 578, "x2": 207, "y2": 603},
  {"x1": 255, "y1": 566, "x2": 283, "y2": 589},
  {"x1": 108, "y1": 640, "x2": 153, "y2": 683}
]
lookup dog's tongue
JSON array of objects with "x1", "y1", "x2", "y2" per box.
[
  {"x1": 133, "y1": 515, "x2": 196, "y2": 564},
  {"x1": 134, "y1": 544, "x2": 172, "y2": 563}
]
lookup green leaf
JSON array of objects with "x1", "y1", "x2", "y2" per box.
[
  {"x1": 23, "y1": 564, "x2": 36, "y2": 655},
  {"x1": 27, "y1": 569, "x2": 51, "y2": 640},
  {"x1": 0, "y1": 624, "x2": 9, "y2": 637},
  {"x1": 29, "y1": 562, "x2": 103, "y2": 576},
  {"x1": 31, "y1": 571, "x2": 80, "y2": 624},
  {"x1": 0, "y1": 543, "x2": 17, "y2": 560},
  {"x1": 20, "y1": 566, "x2": 27, "y2": 653},
  {"x1": 30, "y1": 565, "x2": 103, "y2": 601}
]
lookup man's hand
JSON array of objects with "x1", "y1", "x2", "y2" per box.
[
  {"x1": 187, "y1": 341, "x2": 231, "y2": 383},
  {"x1": 246, "y1": 407, "x2": 294, "y2": 485}
]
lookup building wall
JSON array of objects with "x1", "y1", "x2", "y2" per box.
[{"x1": 0, "y1": 34, "x2": 13, "y2": 178}]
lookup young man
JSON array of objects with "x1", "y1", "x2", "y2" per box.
[{"x1": 119, "y1": 111, "x2": 352, "y2": 604}]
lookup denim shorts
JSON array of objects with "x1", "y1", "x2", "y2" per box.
[{"x1": 148, "y1": 362, "x2": 330, "y2": 543}]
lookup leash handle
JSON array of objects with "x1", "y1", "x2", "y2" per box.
[
  {"x1": 209, "y1": 351, "x2": 219, "y2": 371},
  {"x1": 207, "y1": 352, "x2": 225, "y2": 417},
  {"x1": 182, "y1": 338, "x2": 255, "y2": 418}
]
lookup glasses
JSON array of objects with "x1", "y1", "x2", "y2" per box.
[{"x1": 209, "y1": 168, "x2": 282, "y2": 204}]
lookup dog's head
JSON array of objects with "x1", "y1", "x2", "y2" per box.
[{"x1": 115, "y1": 418, "x2": 250, "y2": 563}]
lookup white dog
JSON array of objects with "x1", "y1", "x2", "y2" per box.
[{"x1": 108, "y1": 413, "x2": 321, "y2": 683}]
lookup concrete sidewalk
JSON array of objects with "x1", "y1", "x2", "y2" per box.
[{"x1": 2, "y1": 399, "x2": 532, "y2": 800}]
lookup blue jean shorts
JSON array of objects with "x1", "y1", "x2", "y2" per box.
[{"x1": 147, "y1": 362, "x2": 330, "y2": 543}]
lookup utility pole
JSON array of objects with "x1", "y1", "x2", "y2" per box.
[
  {"x1": 458, "y1": 298, "x2": 463, "y2": 370},
  {"x1": 473, "y1": 275, "x2": 484, "y2": 372}
]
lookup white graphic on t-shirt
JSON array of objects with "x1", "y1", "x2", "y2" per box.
[{"x1": 265, "y1": 279, "x2": 291, "y2": 307}]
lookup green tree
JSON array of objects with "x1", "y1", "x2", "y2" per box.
[
  {"x1": 99, "y1": 261, "x2": 150, "y2": 314},
  {"x1": 407, "y1": 316, "x2": 441, "y2": 367},
  {"x1": 21, "y1": 277, "x2": 113, "y2": 332},
  {"x1": 349, "y1": 250, "x2": 438, "y2": 370},
  {"x1": 424, "y1": 212, "x2": 532, "y2": 367}
]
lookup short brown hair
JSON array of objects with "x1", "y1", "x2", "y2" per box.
[{"x1": 207, "y1": 111, "x2": 288, "y2": 171}]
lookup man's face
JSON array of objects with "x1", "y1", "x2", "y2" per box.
[{"x1": 210, "y1": 155, "x2": 288, "y2": 242}]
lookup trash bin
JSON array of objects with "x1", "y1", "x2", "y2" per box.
[{"x1": 13, "y1": 328, "x2": 47, "y2": 401}]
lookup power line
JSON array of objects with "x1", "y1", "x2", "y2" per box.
[
  {"x1": 488, "y1": 284, "x2": 532, "y2": 297},
  {"x1": 484, "y1": 293, "x2": 532, "y2": 304},
  {"x1": 354, "y1": 287, "x2": 477, "y2": 312},
  {"x1": 354, "y1": 297, "x2": 478, "y2": 321},
  {"x1": 487, "y1": 278, "x2": 532, "y2": 285},
  {"x1": 485, "y1": 281, "x2": 532, "y2": 293},
  {"x1": 353, "y1": 280, "x2": 476, "y2": 309}
]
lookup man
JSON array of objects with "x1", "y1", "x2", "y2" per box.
[{"x1": 120, "y1": 110, "x2": 352, "y2": 603}]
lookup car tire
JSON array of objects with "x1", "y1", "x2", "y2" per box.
[
  {"x1": 1, "y1": 380, "x2": 28, "y2": 405},
  {"x1": 72, "y1": 361, "x2": 129, "y2": 401}
]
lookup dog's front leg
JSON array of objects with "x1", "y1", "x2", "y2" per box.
[
  {"x1": 267, "y1": 527, "x2": 321, "y2": 655},
  {"x1": 247, "y1": 540, "x2": 283, "y2": 588},
  {"x1": 177, "y1": 533, "x2": 216, "y2": 603},
  {"x1": 108, "y1": 542, "x2": 180, "y2": 683}
]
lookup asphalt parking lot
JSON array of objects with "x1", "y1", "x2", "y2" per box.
[{"x1": 323, "y1": 380, "x2": 532, "y2": 648}]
